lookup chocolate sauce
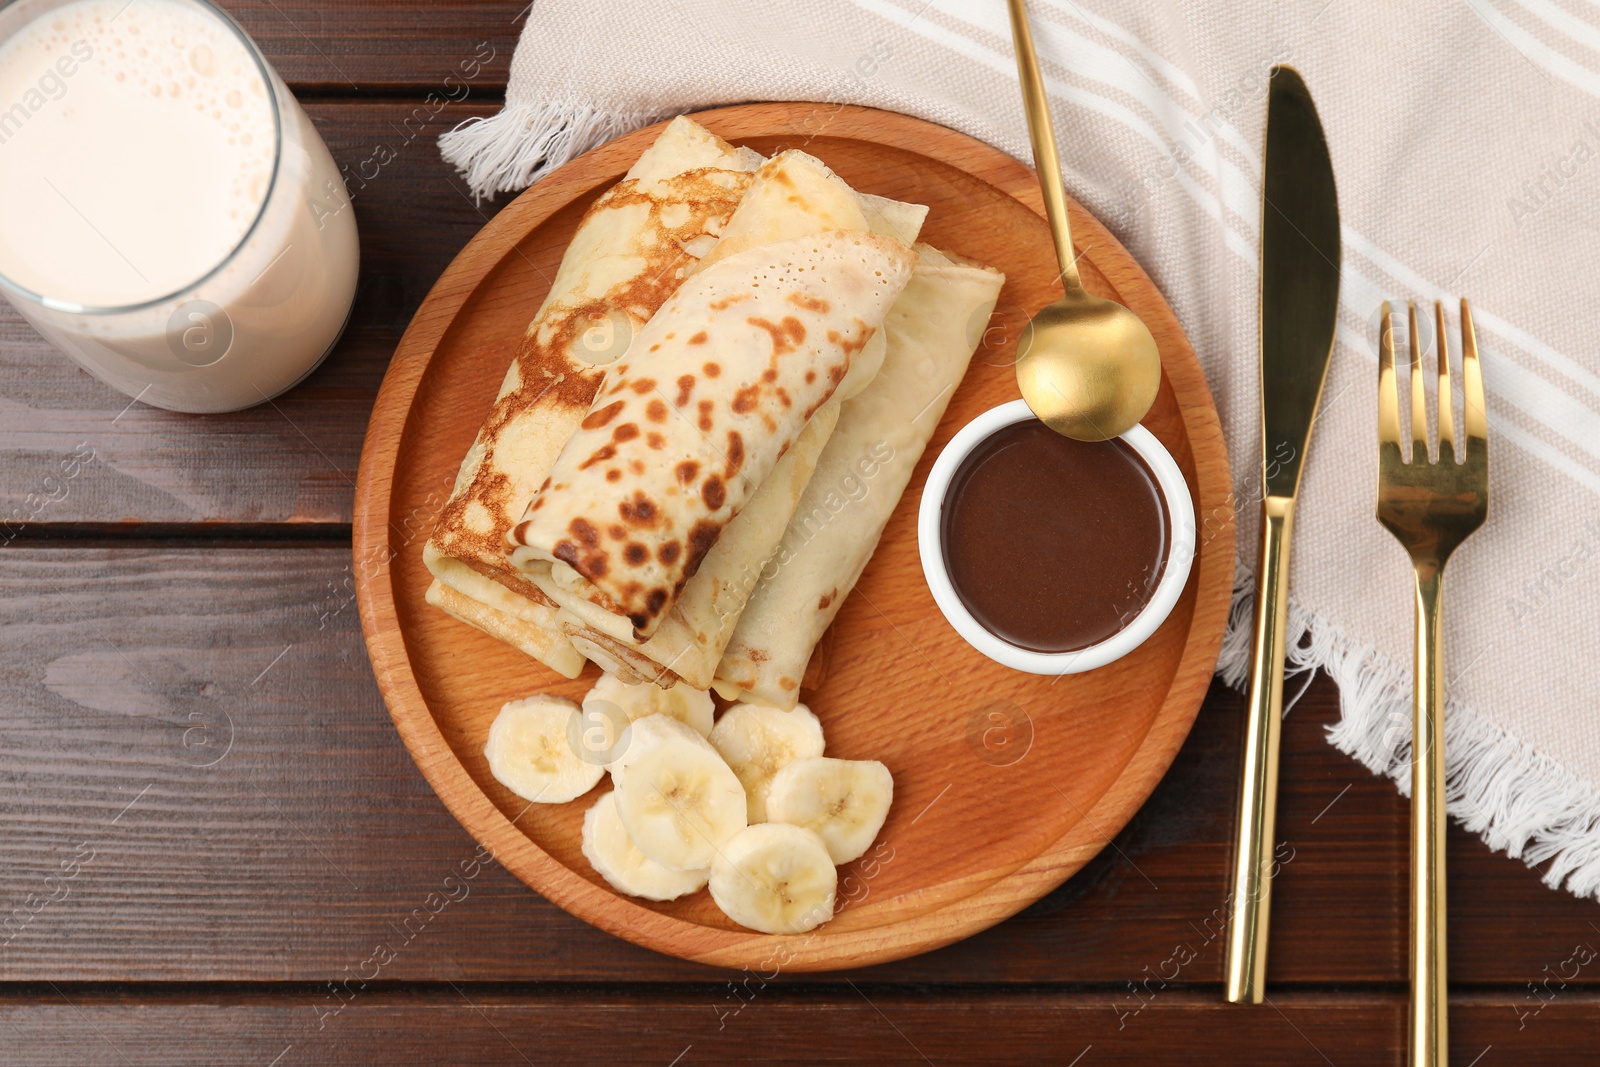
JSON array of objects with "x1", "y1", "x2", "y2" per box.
[{"x1": 940, "y1": 419, "x2": 1168, "y2": 654}]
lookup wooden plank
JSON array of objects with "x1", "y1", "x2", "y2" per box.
[
  {"x1": 221, "y1": 0, "x2": 522, "y2": 92},
  {"x1": 2, "y1": 548, "x2": 1596, "y2": 985},
  {"x1": 0, "y1": 989, "x2": 1595, "y2": 1065},
  {"x1": 0, "y1": 101, "x2": 505, "y2": 530}
]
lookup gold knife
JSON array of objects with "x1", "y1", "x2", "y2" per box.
[{"x1": 1224, "y1": 66, "x2": 1342, "y2": 1005}]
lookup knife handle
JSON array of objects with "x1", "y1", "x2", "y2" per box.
[{"x1": 1225, "y1": 493, "x2": 1296, "y2": 1004}]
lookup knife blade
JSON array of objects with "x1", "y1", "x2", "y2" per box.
[{"x1": 1224, "y1": 64, "x2": 1341, "y2": 1006}]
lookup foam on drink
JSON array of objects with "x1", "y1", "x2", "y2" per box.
[{"x1": 0, "y1": 0, "x2": 276, "y2": 305}]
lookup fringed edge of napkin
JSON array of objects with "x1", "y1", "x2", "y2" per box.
[
  {"x1": 1218, "y1": 574, "x2": 1600, "y2": 901},
  {"x1": 439, "y1": 101, "x2": 673, "y2": 204}
]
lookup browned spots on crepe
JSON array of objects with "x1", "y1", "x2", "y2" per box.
[
  {"x1": 608, "y1": 524, "x2": 627, "y2": 540},
  {"x1": 578, "y1": 443, "x2": 617, "y2": 471},
  {"x1": 552, "y1": 539, "x2": 579, "y2": 568},
  {"x1": 697, "y1": 399, "x2": 714, "y2": 432},
  {"x1": 605, "y1": 468, "x2": 622, "y2": 482},
  {"x1": 788, "y1": 291, "x2": 830, "y2": 314},
  {"x1": 618, "y1": 491, "x2": 660, "y2": 528},
  {"x1": 818, "y1": 591, "x2": 834, "y2": 610},
  {"x1": 429, "y1": 161, "x2": 753, "y2": 583},
  {"x1": 612, "y1": 422, "x2": 640, "y2": 443},
  {"x1": 553, "y1": 538, "x2": 610, "y2": 582},
  {"x1": 731, "y1": 384, "x2": 760, "y2": 414},
  {"x1": 725, "y1": 430, "x2": 745, "y2": 477},
  {"x1": 582, "y1": 400, "x2": 624, "y2": 431},
  {"x1": 748, "y1": 315, "x2": 807, "y2": 356},
  {"x1": 645, "y1": 399, "x2": 668, "y2": 422},
  {"x1": 623, "y1": 542, "x2": 649, "y2": 566},
  {"x1": 685, "y1": 519, "x2": 723, "y2": 578},
  {"x1": 675, "y1": 460, "x2": 700, "y2": 484},
  {"x1": 805, "y1": 369, "x2": 816, "y2": 384},
  {"x1": 701, "y1": 475, "x2": 726, "y2": 510},
  {"x1": 709, "y1": 293, "x2": 750, "y2": 312},
  {"x1": 703, "y1": 361, "x2": 721, "y2": 378},
  {"x1": 658, "y1": 541, "x2": 682, "y2": 565},
  {"x1": 646, "y1": 432, "x2": 666, "y2": 450},
  {"x1": 629, "y1": 378, "x2": 657, "y2": 395},
  {"x1": 570, "y1": 518, "x2": 601, "y2": 547},
  {"x1": 778, "y1": 676, "x2": 799, "y2": 692},
  {"x1": 675, "y1": 374, "x2": 696, "y2": 407},
  {"x1": 832, "y1": 320, "x2": 875, "y2": 361},
  {"x1": 688, "y1": 330, "x2": 708, "y2": 345}
]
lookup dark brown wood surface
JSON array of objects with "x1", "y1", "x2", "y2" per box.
[{"x1": 1, "y1": 2, "x2": 1596, "y2": 1062}]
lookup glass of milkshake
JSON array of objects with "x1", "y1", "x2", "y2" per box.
[{"x1": 0, "y1": 0, "x2": 359, "y2": 413}]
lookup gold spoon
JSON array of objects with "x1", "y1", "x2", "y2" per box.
[{"x1": 1007, "y1": 0, "x2": 1161, "y2": 441}]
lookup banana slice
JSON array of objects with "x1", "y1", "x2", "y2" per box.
[
  {"x1": 765, "y1": 757, "x2": 893, "y2": 864},
  {"x1": 709, "y1": 823, "x2": 837, "y2": 934},
  {"x1": 584, "y1": 671, "x2": 715, "y2": 737},
  {"x1": 483, "y1": 694, "x2": 604, "y2": 804},
  {"x1": 708, "y1": 702, "x2": 825, "y2": 823},
  {"x1": 581, "y1": 790, "x2": 709, "y2": 901},
  {"x1": 611, "y1": 714, "x2": 747, "y2": 871}
]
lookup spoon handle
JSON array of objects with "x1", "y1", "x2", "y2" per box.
[{"x1": 1006, "y1": 0, "x2": 1082, "y2": 293}]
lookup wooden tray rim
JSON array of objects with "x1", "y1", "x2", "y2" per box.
[{"x1": 353, "y1": 102, "x2": 1236, "y2": 972}]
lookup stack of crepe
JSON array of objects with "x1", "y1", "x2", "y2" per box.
[{"x1": 426, "y1": 115, "x2": 1004, "y2": 702}]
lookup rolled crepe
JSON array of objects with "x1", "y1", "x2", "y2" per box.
[
  {"x1": 422, "y1": 115, "x2": 761, "y2": 678},
  {"x1": 508, "y1": 150, "x2": 920, "y2": 644},
  {"x1": 714, "y1": 246, "x2": 1005, "y2": 708},
  {"x1": 557, "y1": 401, "x2": 839, "y2": 688},
  {"x1": 527, "y1": 156, "x2": 926, "y2": 690}
]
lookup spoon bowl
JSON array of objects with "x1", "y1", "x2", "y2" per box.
[{"x1": 1016, "y1": 288, "x2": 1162, "y2": 442}]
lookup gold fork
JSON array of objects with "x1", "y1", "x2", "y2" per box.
[{"x1": 1376, "y1": 299, "x2": 1489, "y2": 1067}]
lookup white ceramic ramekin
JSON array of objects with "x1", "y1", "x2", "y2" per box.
[{"x1": 917, "y1": 399, "x2": 1196, "y2": 676}]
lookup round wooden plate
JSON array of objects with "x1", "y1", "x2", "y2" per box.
[{"x1": 354, "y1": 103, "x2": 1234, "y2": 972}]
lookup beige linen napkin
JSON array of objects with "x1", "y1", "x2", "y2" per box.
[{"x1": 442, "y1": 0, "x2": 1600, "y2": 900}]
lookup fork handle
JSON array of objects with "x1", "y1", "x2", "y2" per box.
[
  {"x1": 1410, "y1": 569, "x2": 1448, "y2": 1066},
  {"x1": 1225, "y1": 493, "x2": 1296, "y2": 1004}
]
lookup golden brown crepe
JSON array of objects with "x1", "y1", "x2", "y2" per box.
[
  {"x1": 423, "y1": 116, "x2": 761, "y2": 677},
  {"x1": 507, "y1": 151, "x2": 922, "y2": 648}
]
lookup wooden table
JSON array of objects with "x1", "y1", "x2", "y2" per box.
[{"x1": 2, "y1": 4, "x2": 1595, "y2": 1062}]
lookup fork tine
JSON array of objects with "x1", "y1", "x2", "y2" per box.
[
  {"x1": 1460, "y1": 298, "x2": 1488, "y2": 447},
  {"x1": 1378, "y1": 301, "x2": 1403, "y2": 449},
  {"x1": 1408, "y1": 302, "x2": 1429, "y2": 462},
  {"x1": 1435, "y1": 301, "x2": 1456, "y2": 462}
]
